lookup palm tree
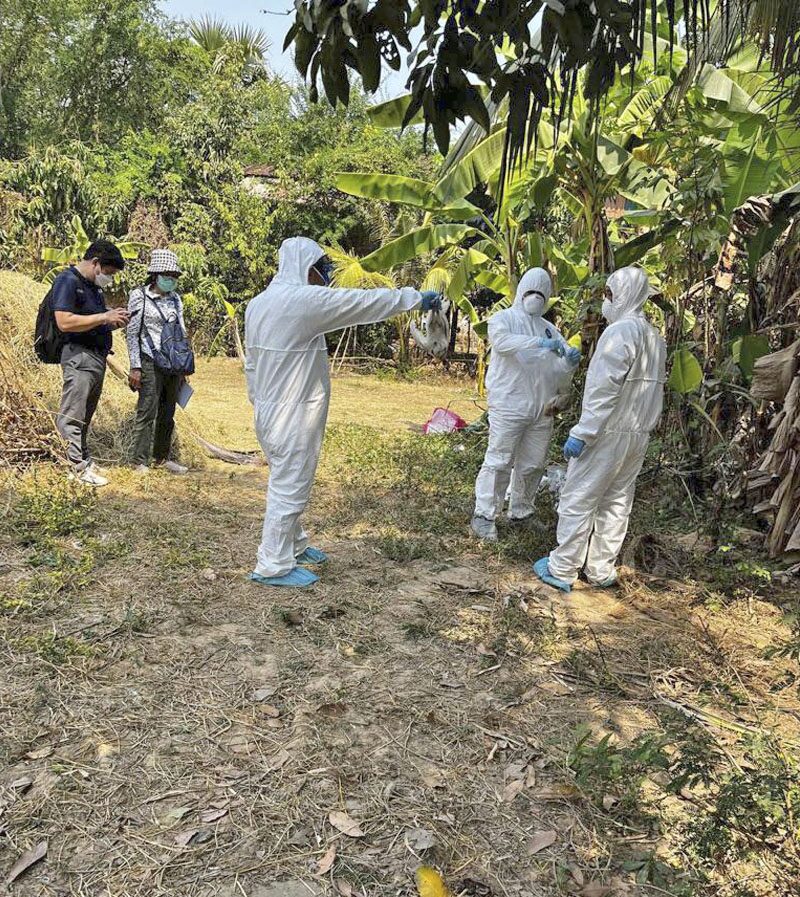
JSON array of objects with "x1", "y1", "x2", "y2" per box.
[{"x1": 188, "y1": 17, "x2": 270, "y2": 74}]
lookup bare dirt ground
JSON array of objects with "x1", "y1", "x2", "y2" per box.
[{"x1": 1, "y1": 367, "x2": 798, "y2": 897}]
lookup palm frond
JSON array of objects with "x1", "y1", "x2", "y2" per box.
[
  {"x1": 189, "y1": 16, "x2": 229, "y2": 55},
  {"x1": 230, "y1": 23, "x2": 271, "y2": 60},
  {"x1": 421, "y1": 267, "x2": 453, "y2": 293},
  {"x1": 749, "y1": 0, "x2": 800, "y2": 75},
  {"x1": 421, "y1": 247, "x2": 459, "y2": 293},
  {"x1": 365, "y1": 205, "x2": 393, "y2": 245},
  {"x1": 325, "y1": 245, "x2": 396, "y2": 289},
  {"x1": 189, "y1": 16, "x2": 270, "y2": 64}
]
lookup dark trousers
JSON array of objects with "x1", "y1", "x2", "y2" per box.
[
  {"x1": 57, "y1": 344, "x2": 107, "y2": 469},
  {"x1": 131, "y1": 357, "x2": 181, "y2": 465}
]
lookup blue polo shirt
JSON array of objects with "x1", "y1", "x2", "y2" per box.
[{"x1": 52, "y1": 267, "x2": 112, "y2": 356}]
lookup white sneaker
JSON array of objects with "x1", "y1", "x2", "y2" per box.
[
  {"x1": 471, "y1": 515, "x2": 498, "y2": 542},
  {"x1": 76, "y1": 466, "x2": 108, "y2": 487},
  {"x1": 160, "y1": 460, "x2": 188, "y2": 475},
  {"x1": 508, "y1": 514, "x2": 546, "y2": 531}
]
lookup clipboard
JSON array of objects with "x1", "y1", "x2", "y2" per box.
[{"x1": 177, "y1": 381, "x2": 194, "y2": 410}]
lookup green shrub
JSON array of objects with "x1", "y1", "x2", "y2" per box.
[{"x1": 13, "y1": 473, "x2": 96, "y2": 543}]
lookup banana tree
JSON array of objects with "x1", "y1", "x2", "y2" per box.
[
  {"x1": 336, "y1": 135, "x2": 590, "y2": 389},
  {"x1": 336, "y1": 30, "x2": 792, "y2": 381},
  {"x1": 323, "y1": 203, "x2": 460, "y2": 369},
  {"x1": 336, "y1": 82, "x2": 675, "y2": 352},
  {"x1": 644, "y1": 57, "x2": 795, "y2": 386},
  {"x1": 41, "y1": 215, "x2": 145, "y2": 285}
]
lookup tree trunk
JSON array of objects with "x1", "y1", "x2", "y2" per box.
[
  {"x1": 746, "y1": 215, "x2": 800, "y2": 556},
  {"x1": 448, "y1": 305, "x2": 459, "y2": 355},
  {"x1": 581, "y1": 208, "x2": 614, "y2": 356}
]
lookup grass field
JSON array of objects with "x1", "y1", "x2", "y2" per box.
[
  {"x1": 1, "y1": 365, "x2": 799, "y2": 897},
  {"x1": 188, "y1": 358, "x2": 481, "y2": 452}
]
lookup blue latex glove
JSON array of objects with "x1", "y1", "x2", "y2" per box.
[
  {"x1": 420, "y1": 291, "x2": 443, "y2": 313},
  {"x1": 565, "y1": 346, "x2": 582, "y2": 367},
  {"x1": 563, "y1": 436, "x2": 586, "y2": 460},
  {"x1": 535, "y1": 337, "x2": 565, "y2": 356}
]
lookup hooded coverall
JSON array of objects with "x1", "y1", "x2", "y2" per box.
[
  {"x1": 473, "y1": 268, "x2": 575, "y2": 523},
  {"x1": 245, "y1": 237, "x2": 422, "y2": 578},
  {"x1": 547, "y1": 267, "x2": 667, "y2": 585}
]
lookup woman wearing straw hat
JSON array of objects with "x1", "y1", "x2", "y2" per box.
[{"x1": 127, "y1": 249, "x2": 194, "y2": 474}]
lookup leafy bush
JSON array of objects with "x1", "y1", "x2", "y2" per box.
[
  {"x1": 567, "y1": 719, "x2": 800, "y2": 891},
  {"x1": 0, "y1": 4, "x2": 434, "y2": 354}
]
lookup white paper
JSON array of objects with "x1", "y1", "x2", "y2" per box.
[{"x1": 177, "y1": 381, "x2": 194, "y2": 410}]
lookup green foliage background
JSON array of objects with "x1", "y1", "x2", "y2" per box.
[{"x1": 0, "y1": 0, "x2": 435, "y2": 351}]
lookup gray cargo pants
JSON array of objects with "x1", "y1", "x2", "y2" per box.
[{"x1": 57, "y1": 344, "x2": 107, "y2": 470}]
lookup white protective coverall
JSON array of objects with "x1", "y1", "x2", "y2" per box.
[
  {"x1": 245, "y1": 237, "x2": 422, "y2": 578},
  {"x1": 548, "y1": 267, "x2": 667, "y2": 584},
  {"x1": 473, "y1": 268, "x2": 575, "y2": 522}
]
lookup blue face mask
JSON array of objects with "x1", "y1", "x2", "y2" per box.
[{"x1": 156, "y1": 275, "x2": 178, "y2": 293}]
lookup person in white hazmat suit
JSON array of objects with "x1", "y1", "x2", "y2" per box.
[
  {"x1": 534, "y1": 266, "x2": 667, "y2": 592},
  {"x1": 245, "y1": 236, "x2": 441, "y2": 588},
  {"x1": 471, "y1": 268, "x2": 581, "y2": 541}
]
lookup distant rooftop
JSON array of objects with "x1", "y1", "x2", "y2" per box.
[{"x1": 243, "y1": 164, "x2": 278, "y2": 179}]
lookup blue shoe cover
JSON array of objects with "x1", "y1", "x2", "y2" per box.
[
  {"x1": 296, "y1": 546, "x2": 328, "y2": 566},
  {"x1": 249, "y1": 567, "x2": 319, "y2": 588},
  {"x1": 533, "y1": 557, "x2": 572, "y2": 593}
]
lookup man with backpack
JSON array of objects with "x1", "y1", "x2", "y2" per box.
[{"x1": 49, "y1": 240, "x2": 129, "y2": 486}]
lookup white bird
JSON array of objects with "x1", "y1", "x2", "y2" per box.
[{"x1": 410, "y1": 299, "x2": 451, "y2": 359}]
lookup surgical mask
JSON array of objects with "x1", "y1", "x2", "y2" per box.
[
  {"x1": 601, "y1": 297, "x2": 620, "y2": 323},
  {"x1": 522, "y1": 292, "x2": 546, "y2": 316},
  {"x1": 157, "y1": 275, "x2": 178, "y2": 293},
  {"x1": 95, "y1": 272, "x2": 114, "y2": 289}
]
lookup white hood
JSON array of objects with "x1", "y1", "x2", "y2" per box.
[
  {"x1": 571, "y1": 266, "x2": 666, "y2": 444},
  {"x1": 514, "y1": 267, "x2": 553, "y2": 314},
  {"x1": 245, "y1": 236, "x2": 421, "y2": 408},
  {"x1": 273, "y1": 236, "x2": 326, "y2": 286},
  {"x1": 605, "y1": 267, "x2": 652, "y2": 321},
  {"x1": 485, "y1": 266, "x2": 572, "y2": 419}
]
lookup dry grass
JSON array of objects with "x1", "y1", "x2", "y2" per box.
[
  {"x1": 1, "y1": 351, "x2": 799, "y2": 896},
  {"x1": 0, "y1": 271, "x2": 206, "y2": 468},
  {"x1": 189, "y1": 358, "x2": 480, "y2": 453}
]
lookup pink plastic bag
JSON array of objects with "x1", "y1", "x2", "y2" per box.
[{"x1": 422, "y1": 407, "x2": 468, "y2": 435}]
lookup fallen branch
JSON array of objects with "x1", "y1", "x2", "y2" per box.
[{"x1": 194, "y1": 437, "x2": 264, "y2": 466}]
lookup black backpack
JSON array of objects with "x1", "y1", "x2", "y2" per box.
[{"x1": 33, "y1": 287, "x2": 65, "y2": 364}]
